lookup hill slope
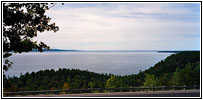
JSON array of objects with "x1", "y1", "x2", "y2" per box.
[{"x1": 144, "y1": 51, "x2": 200, "y2": 77}]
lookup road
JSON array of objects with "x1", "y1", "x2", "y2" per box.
[{"x1": 16, "y1": 90, "x2": 200, "y2": 97}]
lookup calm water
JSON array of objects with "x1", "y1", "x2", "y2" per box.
[{"x1": 5, "y1": 52, "x2": 172, "y2": 77}]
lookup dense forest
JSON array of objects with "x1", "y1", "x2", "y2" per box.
[{"x1": 3, "y1": 51, "x2": 200, "y2": 92}]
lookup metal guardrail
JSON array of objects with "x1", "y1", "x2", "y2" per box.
[{"x1": 3, "y1": 85, "x2": 200, "y2": 96}]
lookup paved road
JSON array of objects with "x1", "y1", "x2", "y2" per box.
[{"x1": 19, "y1": 90, "x2": 200, "y2": 97}]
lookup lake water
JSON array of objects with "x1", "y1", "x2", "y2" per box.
[{"x1": 5, "y1": 51, "x2": 172, "y2": 77}]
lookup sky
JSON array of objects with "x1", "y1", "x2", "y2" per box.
[{"x1": 34, "y1": 3, "x2": 200, "y2": 50}]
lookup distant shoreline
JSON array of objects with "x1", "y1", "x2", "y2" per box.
[
  {"x1": 157, "y1": 50, "x2": 200, "y2": 53},
  {"x1": 31, "y1": 49, "x2": 200, "y2": 53}
]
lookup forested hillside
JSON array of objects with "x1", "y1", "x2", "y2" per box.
[
  {"x1": 144, "y1": 51, "x2": 200, "y2": 77},
  {"x1": 4, "y1": 51, "x2": 200, "y2": 92}
]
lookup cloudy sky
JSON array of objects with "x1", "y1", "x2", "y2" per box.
[{"x1": 34, "y1": 3, "x2": 200, "y2": 50}]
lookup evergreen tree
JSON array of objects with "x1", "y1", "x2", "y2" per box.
[
  {"x1": 143, "y1": 74, "x2": 157, "y2": 87},
  {"x1": 106, "y1": 75, "x2": 120, "y2": 88}
]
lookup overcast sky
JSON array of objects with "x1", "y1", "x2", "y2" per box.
[{"x1": 34, "y1": 3, "x2": 200, "y2": 50}]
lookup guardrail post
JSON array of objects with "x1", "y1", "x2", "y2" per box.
[
  {"x1": 162, "y1": 86, "x2": 165, "y2": 91},
  {"x1": 194, "y1": 85, "x2": 196, "y2": 90},
  {"x1": 183, "y1": 85, "x2": 186, "y2": 90},
  {"x1": 145, "y1": 87, "x2": 148, "y2": 93},
  {"x1": 173, "y1": 85, "x2": 175, "y2": 91}
]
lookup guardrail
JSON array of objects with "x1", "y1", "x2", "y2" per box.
[{"x1": 3, "y1": 85, "x2": 200, "y2": 96}]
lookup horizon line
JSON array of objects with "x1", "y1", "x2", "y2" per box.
[
  {"x1": 50, "y1": 49, "x2": 200, "y2": 50},
  {"x1": 34, "y1": 49, "x2": 200, "y2": 51}
]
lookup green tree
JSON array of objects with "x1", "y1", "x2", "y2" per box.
[
  {"x1": 193, "y1": 64, "x2": 200, "y2": 85},
  {"x1": 158, "y1": 73, "x2": 172, "y2": 86},
  {"x1": 3, "y1": 3, "x2": 59, "y2": 91},
  {"x1": 88, "y1": 82, "x2": 96, "y2": 88},
  {"x1": 3, "y1": 3, "x2": 59, "y2": 72},
  {"x1": 171, "y1": 67, "x2": 182, "y2": 86},
  {"x1": 62, "y1": 82, "x2": 70, "y2": 90},
  {"x1": 171, "y1": 63, "x2": 196, "y2": 86},
  {"x1": 182, "y1": 63, "x2": 194, "y2": 86},
  {"x1": 106, "y1": 75, "x2": 119, "y2": 88},
  {"x1": 143, "y1": 74, "x2": 157, "y2": 87}
]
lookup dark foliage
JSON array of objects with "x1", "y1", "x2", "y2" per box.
[
  {"x1": 3, "y1": 3, "x2": 59, "y2": 91},
  {"x1": 3, "y1": 3, "x2": 59, "y2": 74},
  {"x1": 143, "y1": 51, "x2": 200, "y2": 77},
  {"x1": 3, "y1": 3, "x2": 59, "y2": 53},
  {"x1": 8, "y1": 69, "x2": 110, "y2": 91}
]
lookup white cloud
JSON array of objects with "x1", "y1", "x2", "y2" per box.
[{"x1": 34, "y1": 3, "x2": 200, "y2": 50}]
